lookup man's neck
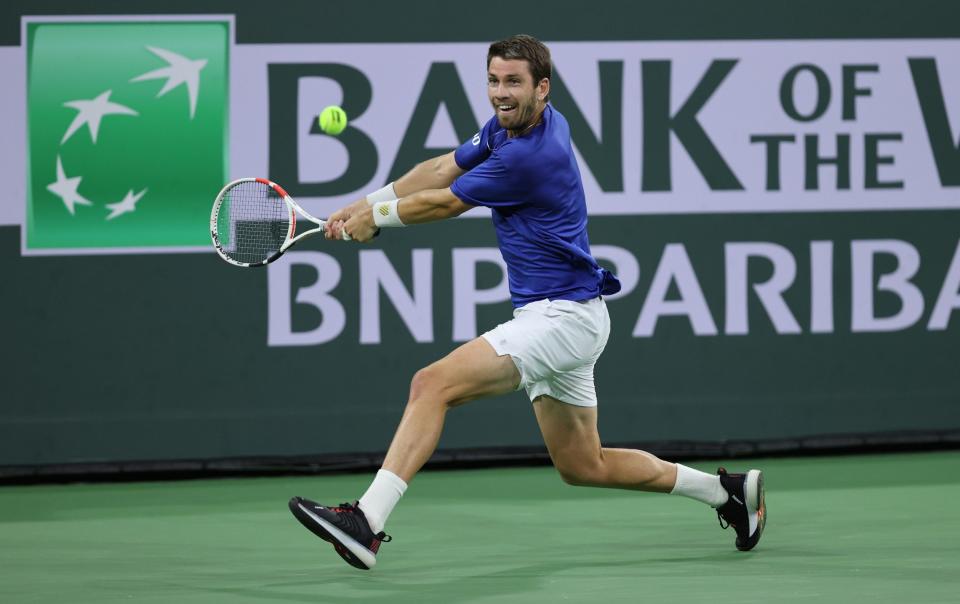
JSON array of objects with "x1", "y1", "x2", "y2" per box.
[{"x1": 507, "y1": 104, "x2": 546, "y2": 138}]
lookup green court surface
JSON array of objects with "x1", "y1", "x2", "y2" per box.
[{"x1": 1, "y1": 452, "x2": 958, "y2": 603}]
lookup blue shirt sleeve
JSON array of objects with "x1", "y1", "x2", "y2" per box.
[
  {"x1": 454, "y1": 116, "x2": 499, "y2": 171},
  {"x1": 451, "y1": 147, "x2": 528, "y2": 208}
]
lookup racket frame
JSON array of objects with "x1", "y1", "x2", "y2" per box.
[{"x1": 210, "y1": 177, "x2": 349, "y2": 267}]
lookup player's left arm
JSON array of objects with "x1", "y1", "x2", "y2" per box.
[{"x1": 343, "y1": 187, "x2": 472, "y2": 241}]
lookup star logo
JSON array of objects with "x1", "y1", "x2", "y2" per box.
[
  {"x1": 61, "y1": 90, "x2": 139, "y2": 144},
  {"x1": 130, "y1": 46, "x2": 208, "y2": 119},
  {"x1": 46, "y1": 156, "x2": 93, "y2": 215},
  {"x1": 105, "y1": 188, "x2": 148, "y2": 221},
  {"x1": 26, "y1": 20, "x2": 228, "y2": 252}
]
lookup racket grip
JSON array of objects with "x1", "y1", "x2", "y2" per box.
[
  {"x1": 339, "y1": 228, "x2": 380, "y2": 241},
  {"x1": 322, "y1": 220, "x2": 352, "y2": 241}
]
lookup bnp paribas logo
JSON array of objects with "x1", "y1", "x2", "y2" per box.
[{"x1": 26, "y1": 20, "x2": 229, "y2": 252}]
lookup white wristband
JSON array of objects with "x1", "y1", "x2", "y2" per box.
[
  {"x1": 366, "y1": 182, "x2": 397, "y2": 206},
  {"x1": 372, "y1": 199, "x2": 406, "y2": 228}
]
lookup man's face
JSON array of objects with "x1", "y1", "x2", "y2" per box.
[{"x1": 487, "y1": 56, "x2": 543, "y2": 131}]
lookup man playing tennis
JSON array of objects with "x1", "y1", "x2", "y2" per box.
[{"x1": 289, "y1": 34, "x2": 766, "y2": 570}]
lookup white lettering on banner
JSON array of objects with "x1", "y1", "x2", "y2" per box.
[
  {"x1": 927, "y1": 239, "x2": 960, "y2": 331},
  {"x1": 0, "y1": 47, "x2": 25, "y2": 227},
  {"x1": 451, "y1": 248, "x2": 510, "y2": 342},
  {"x1": 633, "y1": 244, "x2": 718, "y2": 337},
  {"x1": 225, "y1": 39, "x2": 960, "y2": 220},
  {"x1": 724, "y1": 243, "x2": 802, "y2": 335},
  {"x1": 810, "y1": 241, "x2": 835, "y2": 334},
  {"x1": 851, "y1": 240, "x2": 924, "y2": 332},
  {"x1": 265, "y1": 239, "x2": 960, "y2": 346},
  {"x1": 267, "y1": 251, "x2": 345, "y2": 346},
  {"x1": 4, "y1": 38, "x2": 960, "y2": 229},
  {"x1": 359, "y1": 249, "x2": 434, "y2": 344}
]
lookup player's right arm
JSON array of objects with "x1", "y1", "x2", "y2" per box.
[
  {"x1": 325, "y1": 151, "x2": 463, "y2": 239},
  {"x1": 328, "y1": 119, "x2": 493, "y2": 239},
  {"x1": 394, "y1": 151, "x2": 464, "y2": 197},
  {"x1": 341, "y1": 187, "x2": 472, "y2": 242}
]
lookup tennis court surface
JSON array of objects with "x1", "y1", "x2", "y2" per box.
[{"x1": 1, "y1": 451, "x2": 958, "y2": 603}]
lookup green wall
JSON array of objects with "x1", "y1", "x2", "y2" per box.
[{"x1": 2, "y1": 0, "x2": 959, "y2": 468}]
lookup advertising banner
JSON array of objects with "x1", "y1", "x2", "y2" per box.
[{"x1": 1, "y1": 4, "x2": 958, "y2": 469}]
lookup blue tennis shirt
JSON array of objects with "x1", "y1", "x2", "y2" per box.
[{"x1": 451, "y1": 104, "x2": 620, "y2": 307}]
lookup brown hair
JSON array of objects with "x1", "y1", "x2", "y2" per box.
[{"x1": 487, "y1": 34, "x2": 552, "y2": 97}]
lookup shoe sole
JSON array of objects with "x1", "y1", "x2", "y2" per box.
[
  {"x1": 288, "y1": 498, "x2": 377, "y2": 570},
  {"x1": 739, "y1": 470, "x2": 766, "y2": 551}
]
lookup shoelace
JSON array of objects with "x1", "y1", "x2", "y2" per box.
[{"x1": 329, "y1": 502, "x2": 392, "y2": 542}]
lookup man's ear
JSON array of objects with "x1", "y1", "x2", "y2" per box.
[{"x1": 538, "y1": 78, "x2": 550, "y2": 101}]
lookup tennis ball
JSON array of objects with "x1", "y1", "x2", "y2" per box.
[{"x1": 319, "y1": 105, "x2": 348, "y2": 136}]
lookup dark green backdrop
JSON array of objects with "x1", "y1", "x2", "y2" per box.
[{"x1": 2, "y1": 0, "x2": 959, "y2": 469}]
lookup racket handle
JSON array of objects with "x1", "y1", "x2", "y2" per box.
[{"x1": 322, "y1": 220, "x2": 352, "y2": 241}]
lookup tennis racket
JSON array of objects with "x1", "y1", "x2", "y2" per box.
[{"x1": 210, "y1": 177, "x2": 350, "y2": 267}]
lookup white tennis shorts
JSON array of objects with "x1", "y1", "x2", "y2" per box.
[{"x1": 482, "y1": 297, "x2": 611, "y2": 407}]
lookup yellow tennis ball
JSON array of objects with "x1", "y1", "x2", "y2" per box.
[{"x1": 319, "y1": 105, "x2": 348, "y2": 135}]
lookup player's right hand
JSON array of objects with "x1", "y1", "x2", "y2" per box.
[
  {"x1": 325, "y1": 219, "x2": 345, "y2": 240},
  {"x1": 325, "y1": 198, "x2": 368, "y2": 239}
]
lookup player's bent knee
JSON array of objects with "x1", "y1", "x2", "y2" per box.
[
  {"x1": 408, "y1": 367, "x2": 429, "y2": 399},
  {"x1": 557, "y1": 469, "x2": 591, "y2": 487},
  {"x1": 555, "y1": 462, "x2": 603, "y2": 487},
  {"x1": 408, "y1": 365, "x2": 455, "y2": 409},
  {"x1": 557, "y1": 469, "x2": 582, "y2": 486}
]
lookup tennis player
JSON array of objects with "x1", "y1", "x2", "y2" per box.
[{"x1": 289, "y1": 34, "x2": 766, "y2": 570}]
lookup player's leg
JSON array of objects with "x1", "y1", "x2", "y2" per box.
[
  {"x1": 533, "y1": 394, "x2": 765, "y2": 550},
  {"x1": 380, "y1": 336, "x2": 521, "y2": 483},
  {"x1": 289, "y1": 336, "x2": 520, "y2": 569},
  {"x1": 531, "y1": 394, "x2": 678, "y2": 492}
]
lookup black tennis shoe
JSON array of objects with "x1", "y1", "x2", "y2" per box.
[
  {"x1": 288, "y1": 497, "x2": 391, "y2": 570},
  {"x1": 715, "y1": 468, "x2": 766, "y2": 551}
]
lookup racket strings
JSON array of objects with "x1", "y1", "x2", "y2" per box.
[{"x1": 216, "y1": 181, "x2": 290, "y2": 264}]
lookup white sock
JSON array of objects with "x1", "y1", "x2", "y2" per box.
[
  {"x1": 670, "y1": 464, "x2": 728, "y2": 508},
  {"x1": 357, "y1": 469, "x2": 407, "y2": 533}
]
